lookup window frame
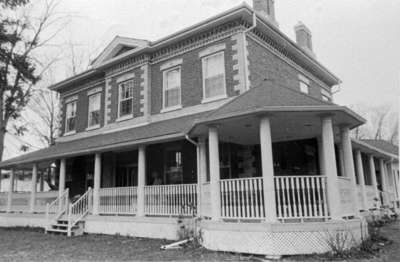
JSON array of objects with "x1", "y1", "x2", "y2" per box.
[
  {"x1": 117, "y1": 79, "x2": 134, "y2": 120},
  {"x1": 87, "y1": 92, "x2": 101, "y2": 129},
  {"x1": 298, "y1": 74, "x2": 310, "y2": 94},
  {"x1": 65, "y1": 100, "x2": 77, "y2": 134},
  {"x1": 201, "y1": 51, "x2": 227, "y2": 103},
  {"x1": 162, "y1": 66, "x2": 182, "y2": 112}
]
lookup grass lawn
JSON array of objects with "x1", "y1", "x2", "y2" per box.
[{"x1": 0, "y1": 227, "x2": 250, "y2": 262}]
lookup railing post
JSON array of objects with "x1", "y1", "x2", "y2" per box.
[
  {"x1": 67, "y1": 203, "x2": 72, "y2": 237},
  {"x1": 259, "y1": 116, "x2": 277, "y2": 222},
  {"x1": 93, "y1": 153, "x2": 101, "y2": 215},
  {"x1": 6, "y1": 169, "x2": 15, "y2": 213},
  {"x1": 208, "y1": 126, "x2": 221, "y2": 221},
  {"x1": 30, "y1": 164, "x2": 38, "y2": 213},
  {"x1": 137, "y1": 145, "x2": 146, "y2": 217}
]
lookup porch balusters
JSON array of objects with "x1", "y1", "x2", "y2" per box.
[
  {"x1": 29, "y1": 164, "x2": 38, "y2": 213},
  {"x1": 208, "y1": 126, "x2": 221, "y2": 221},
  {"x1": 259, "y1": 116, "x2": 277, "y2": 222},
  {"x1": 355, "y1": 150, "x2": 368, "y2": 210},
  {"x1": 93, "y1": 153, "x2": 102, "y2": 215},
  {"x1": 6, "y1": 169, "x2": 14, "y2": 213},
  {"x1": 340, "y1": 126, "x2": 359, "y2": 215},
  {"x1": 321, "y1": 115, "x2": 341, "y2": 219},
  {"x1": 137, "y1": 146, "x2": 146, "y2": 217}
]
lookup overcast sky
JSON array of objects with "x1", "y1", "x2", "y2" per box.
[{"x1": 4, "y1": 0, "x2": 400, "y2": 159}]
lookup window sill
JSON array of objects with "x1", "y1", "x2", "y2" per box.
[
  {"x1": 86, "y1": 124, "x2": 100, "y2": 131},
  {"x1": 201, "y1": 95, "x2": 228, "y2": 104},
  {"x1": 160, "y1": 105, "x2": 183, "y2": 113},
  {"x1": 63, "y1": 130, "x2": 76, "y2": 136},
  {"x1": 116, "y1": 114, "x2": 134, "y2": 122}
]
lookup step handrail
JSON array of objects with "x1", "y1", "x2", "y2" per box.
[
  {"x1": 45, "y1": 188, "x2": 69, "y2": 231},
  {"x1": 67, "y1": 187, "x2": 92, "y2": 236}
]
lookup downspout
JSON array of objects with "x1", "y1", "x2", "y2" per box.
[
  {"x1": 241, "y1": 11, "x2": 257, "y2": 91},
  {"x1": 185, "y1": 134, "x2": 202, "y2": 217}
]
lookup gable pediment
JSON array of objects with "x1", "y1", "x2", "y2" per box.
[{"x1": 91, "y1": 36, "x2": 149, "y2": 67}]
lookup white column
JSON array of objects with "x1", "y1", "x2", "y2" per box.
[
  {"x1": 39, "y1": 170, "x2": 44, "y2": 192},
  {"x1": 259, "y1": 116, "x2": 277, "y2": 222},
  {"x1": 0, "y1": 169, "x2": 2, "y2": 192},
  {"x1": 317, "y1": 136, "x2": 325, "y2": 176},
  {"x1": 355, "y1": 150, "x2": 368, "y2": 210},
  {"x1": 59, "y1": 159, "x2": 66, "y2": 198},
  {"x1": 340, "y1": 126, "x2": 358, "y2": 214},
  {"x1": 321, "y1": 116, "x2": 341, "y2": 219},
  {"x1": 92, "y1": 153, "x2": 101, "y2": 215},
  {"x1": 6, "y1": 169, "x2": 15, "y2": 213},
  {"x1": 29, "y1": 164, "x2": 38, "y2": 213},
  {"x1": 379, "y1": 159, "x2": 388, "y2": 205},
  {"x1": 208, "y1": 126, "x2": 221, "y2": 220},
  {"x1": 369, "y1": 155, "x2": 379, "y2": 201},
  {"x1": 137, "y1": 145, "x2": 146, "y2": 217},
  {"x1": 196, "y1": 138, "x2": 207, "y2": 216}
]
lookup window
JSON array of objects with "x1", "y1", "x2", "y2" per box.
[
  {"x1": 118, "y1": 80, "x2": 134, "y2": 118},
  {"x1": 163, "y1": 67, "x2": 181, "y2": 109},
  {"x1": 202, "y1": 52, "x2": 226, "y2": 101},
  {"x1": 88, "y1": 93, "x2": 101, "y2": 127},
  {"x1": 164, "y1": 148, "x2": 183, "y2": 184},
  {"x1": 298, "y1": 74, "x2": 309, "y2": 94},
  {"x1": 65, "y1": 101, "x2": 77, "y2": 133},
  {"x1": 321, "y1": 88, "x2": 332, "y2": 102}
]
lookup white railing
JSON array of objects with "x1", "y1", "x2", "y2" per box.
[
  {"x1": 34, "y1": 191, "x2": 58, "y2": 213},
  {"x1": 45, "y1": 188, "x2": 69, "y2": 230},
  {"x1": 144, "y1": 184, "x2": 197, "y2": 216},
  {"x1": 338, "y1": 177, "x2": 355, "y2": 216},
  {"x1": 200, "y1": 183, "x2": 211, "y2": 218},
  {"x1": 68, "y1": 188, "x2": 92, "y2": 236},
  {"x1": 275, "y1": 176, "x2": 328, "y2": 219},
  {"x1": 98, "y1": 186, "x2": 137, "y2": 215},
  {"x1": 10, "y1": 192, "x2": 31, "y2": 212},
  {"x1": 220, "y1": 177, "x2": 264, "y2": 219},
  {"x1": 0, "y1": 192, "x2": 8, "y2": 212}
]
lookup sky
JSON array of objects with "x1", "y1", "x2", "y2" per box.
[{"x1": 3, "y1": 0, "x2": 400, "y2": 159}]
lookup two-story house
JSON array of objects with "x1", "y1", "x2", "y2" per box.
[{"x1": 0, "y1": 0, "x2": 398, "y2": 257}]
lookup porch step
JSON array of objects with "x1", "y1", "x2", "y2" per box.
[{"x1": 46, "y1": 220, "x2": 85, "y2": 236}]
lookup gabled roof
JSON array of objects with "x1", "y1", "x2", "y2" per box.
[
  {"x1": 0, "y1": 112, "x2": 209, "y2": 168},
  {"x1": 361, "y1": 140, "x2": 399, "y2": 156},
  {"x1": 90, "y1": 36, "x2": 150, "y2": 67},
  {"x1": 194, "y1": 82, "x2": 365, "y2": 127}
]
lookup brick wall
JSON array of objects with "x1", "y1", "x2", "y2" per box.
[{"x1": 247, "y1": 36, "x2": 329, "y2": 100}]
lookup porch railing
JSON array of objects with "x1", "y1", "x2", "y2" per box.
[
  {"x1": 220, "y1": 177, "x2": 264, "y2": 219},
  {"x1": 68, "y1": 188, "x2": 92, "y2": 236},
  {"x1": 275, "y1": 176, "x2": 328, "y2": 219},
  {"x1": 144, "y1": 184, "x2": 197, "y2": 216},
  {"x1": 10, "y1": 192, "x2": 31, "y2": 212},
  {"x1": 98, "y1": 186, "x2": 137, "y2": 215},
  {"x1": 365, "y1": 186, "x2": 377, "y2": 209},
  {"x1": 0, "y1": 192, "x2": 8, "y2": 212},
  {"x1": 45, "y1": 188, "x2": 69, "y2": 230},
  {"x1": 338, "y1": 177, "x2": 355, "y2": 216},
  {"x1": 34, "y1": 191, "x2": 59, "y2": 213}
]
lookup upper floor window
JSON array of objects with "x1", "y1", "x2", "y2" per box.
[
  {"x1": 321, "y1": 88, "x2": 332, "y2": 102},
  {"x1": 88, "y1": 93, "x2": 101, "y2": 127},
  {"x1": 298, "y1": 74, "x2": 310, "y2": 94},
  {"x1": 118, "y1": 80, "x2": 134, "y2": 118},
  {"x1": 65, "y1": 101, "x2": 77, "y2": 133},
  {"x1": 202, "y1": 52, "x2": 226, "y2": 102},
  {"x1": 163, "y1": 67, "x2": 181, "y2": 110}
]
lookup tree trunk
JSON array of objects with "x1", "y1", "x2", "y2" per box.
[{"x1": 0, "y1": 129, "x2": 5, "y2": 161}]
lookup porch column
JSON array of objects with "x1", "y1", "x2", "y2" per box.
[
  {"x1": 93, "y1": 153, "x2": 101, "y2": 215},
  {"x1": 340, "y1": 126, "x2": 358, "y2": 214},
  {"x1": 369, "y1": 155, "x2": 380, "y2": 202},
  {"x1": 379, "y1": 158, "x2": 388, "y2": 205},
  {"x1": 137, "y1": 145, "x2": 146, "y2": 217},
  {"x1": 355, "y1": 150, "x2": 368, "y2": 210},
  {"x1": 6, "y1": 169, "x2": 15, "y2": 213},
  {"x1": 321, "y1": 115, "x2": 341, "y2": 219},
  {"x1": 259, "y1": 116, "x2": 277, "y2": 222},
  {"x1": 29, "y1": 164, "x2": 38, "y2": 213},
  {"x1": 208, "y1": 126, "x2": 221, "y2": 221},
  {"x1": 317, "y1": 136, "x2": 325, "y2": 176},
  {"x1": 59, "y1": 158, "x2": 66, "y2": 198},
  {"x1": 197, "y1": 138, "x2": 207, "y2": 216},
  {"x1": 39, "y1": 170, "x2": 44, "y2": 192}
]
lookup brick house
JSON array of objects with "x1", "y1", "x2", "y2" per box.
[{"x1": 0, "y1": 0, "x2": 398, "y2": 256}]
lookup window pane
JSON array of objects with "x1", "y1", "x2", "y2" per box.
[
  {"x1": 203, "y1": 53, "x2": 225, "y2": 99},
  {"x1": 164, "y1": 68, "x2": 181, "y2": 108},
  {"x1": 119, "y1": 80, "x2": 133, "y2": 117},
  {"x1": 165, "y1": 88, "x2": 180, "y2": 108},
  {"x1": 66, "y1": 101, "x2": 76, "y2": 132},
  {"x1": 120, "y1": 99, "x2": 132, "y2": 116},
  {"x1": 88, "y1": 94, "x2": 101, "y2": 126}
]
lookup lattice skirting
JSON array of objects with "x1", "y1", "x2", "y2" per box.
[{"x1": 200, "y1": 219, "x2": 368, "y2": 256}]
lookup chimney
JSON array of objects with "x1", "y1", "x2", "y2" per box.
[
  {"x1": 294, "y1": 21, "x2": 315, "y2": 58},
  {"x1": 253, "y1": 0, "x2": 278, "y2": 27}
]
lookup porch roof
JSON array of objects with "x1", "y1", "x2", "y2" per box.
[
  {"x1": 352, "y1": 139, "x2": 399, "y2": 161},
  {"x1": 191, "y1": 81, "x2": 366, "y2": 129},
  {"x1": 0, "y1": 112, "x2": 209, "y2": 169}
]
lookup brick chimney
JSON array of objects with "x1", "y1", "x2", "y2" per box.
[
  {"x1": 253, "y1": 0, "x2": 278, "y2": 27},
  {"x1": 294, "y1": 21, "x2": 315, "y2": 58}
]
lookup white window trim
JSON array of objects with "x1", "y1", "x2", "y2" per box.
[
  {"x1": 298, "y1": 74, "x2": 310, "y2": 94},
  {"x1": 117, "y1": 79, "x2": 134, "y2": 119},
  {"x1": 64, "y1": 101, "x2": 77, "y2": 134},
  {"x1": 201, "y1": 51, "x2": 227, "y2": 103},
  {"x1": 199, "y1": 43, "x2": 226, "y2": 58},
  {"x1": 162, "y1": 66, "x2": 182, "y2": 112},
  {"x1": 87, "y1": 93, "x2": 101, "y2": 129},
  {"x1": 160, "y1": 58, "x2": 183, "y2": 71}
]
